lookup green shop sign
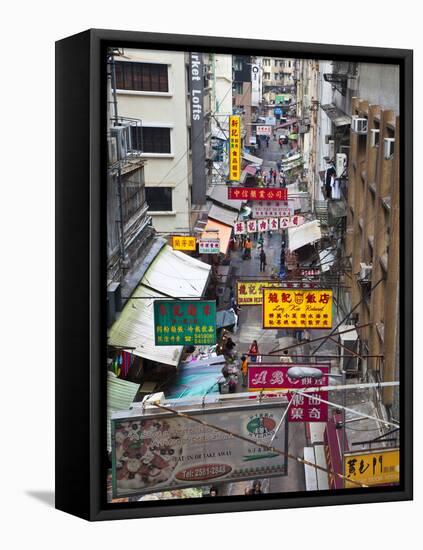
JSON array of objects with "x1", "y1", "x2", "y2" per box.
[{"x1": 153, "y1": 300, "x2": 217, "y2": 346}]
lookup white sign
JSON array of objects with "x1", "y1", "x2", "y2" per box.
[
  {"x1": 199, "y1": 238, "x2": 220, "y2": 254},
  {"x1": 251, "y1": 64, "x2": 261, "y2": 107},
  {"x1": 111, "y1": 399, "x2": 288, "y2": 497},
  {"x1": 234, "y1": 216, "x2": 305, "y2": 234},
  {"x1": 265, "y1": 116, "x2": 276, "y2": 126},
  {"x1": 252, "y1": 202, "x2": 294, "y2": 218},
  {"x1": 256, "y1": 125, "x2": 272, "y2": 136}
]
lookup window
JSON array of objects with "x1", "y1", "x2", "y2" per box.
[
  {"x1": 115, "y1": 62, "x2": 169, "y2": 92},
  {"x1": 264, "y1": 72, "x2": 271, "y2": 80},
  {"x1": 142, "y1": 127, "x2": 171, "y2": 154},
  {"x1": 145, "y1": 187, "x2": 173, "y2": 211},
  {"x1": 234, "y1": 59, "x2": 243, "y2": 71},
  {"x1": 233, "y1": 82, "x2": 243, "y2": 95},
  {"x1": 122, "y1": 169, "x2": 146, "y2": 223},
  {"x1": 263, "y1": 58, "x2": 270, "y2": 66}
]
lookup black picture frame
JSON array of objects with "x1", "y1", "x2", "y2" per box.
[{"x1": 55, "y1": 29, "x2": 413, "y2": 521}]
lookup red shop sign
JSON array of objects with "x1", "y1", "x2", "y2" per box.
[{"x1": 228, "y1": 187, "x2": 288, "y2": 201}]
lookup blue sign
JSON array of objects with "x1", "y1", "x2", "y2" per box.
[{"x1": 274, "y1": 107, "x2": 282, "y2": 116}]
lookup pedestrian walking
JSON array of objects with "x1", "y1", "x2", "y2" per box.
[
  {"x1": 273, "y1": 170, "x2": 277, "y2": 185},
  {"x1": 266, "y1": 135, "x2": 270, "y2": 148},
  {"x1": 252, "y1": 480, "x2": 263, "y2": 495},
  {"x1": 248, "y1": 339, "x2": 259, "y2": 363},
  {"x1": 259, "y1": 248, "x2": 267, "y2": 272},
  {"x1": 243, "y1": 237, "x2": 252, "y2": 259},
  {"x1": 241, "y1": 354, "x2": 248, "y2": 387}
]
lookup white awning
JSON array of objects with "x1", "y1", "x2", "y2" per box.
[
  {"x1": 108, "y1": 246, "x2": 211, "y2": 366},
  {"x1": 288, "y1": 220, "x2": 322, "y2": 251},
  {"x1": 242, "y1": 152, "x2": 263, "y2": 166},
  {"x1": 142, "y1": 245, "x2": 211, "y2": 298},
  {"x1": 107, "y1": 371, "x2": 140, "y2": 451},
  {"x1": 319, "y1": 248, "x2": 336, "y2": 272}
]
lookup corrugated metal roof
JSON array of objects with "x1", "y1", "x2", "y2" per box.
[
  {"x1": 207, "y1": 184, "x2": 243, "y2": 211},
  {"x1": 107, "y1": 371, "x2": 140, "y2": 451},
  {"x1": 108, "y1": 246, "x2": 211, "y2": 367},
  {"x1": 208, "y1": 204, "x2": 238, "y2": 227}
]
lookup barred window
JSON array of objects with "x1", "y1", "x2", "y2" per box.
[
  {"x1": 115, "y1": 62, "x2": 169, "y2": 92},
  {"x1": 142, "y1": 127, "x2": 171, "y2": 154}
]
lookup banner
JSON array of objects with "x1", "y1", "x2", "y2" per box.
[
  {"x1": 228, "y1": 187, "x2": 288, "y2": 201},
  {"x1": 189, "y1": 53, "x2": 206, "y2": 204},
  {"x1": 344, "y1": 449, "x2": 400, "y2": 488},
  {"x1": 172, "y1": 236, "x2": 196, "y2": 251},
  {"x1": 229, "y1": 115, "x2": 241, "y2": 181},
  {"x1": 262, "y1": 289, "x2": 333, "y2": 329},
  {"x1": 234, "y1": 215, "x2": 304, "y2": 235},
  {"x1": 111, "y1": 399, "x2": 288, "y2": 497},
  {"x1": 251, "y1": 64, "x2": 261, "y2": 107},
  {"x1": 199, "y1": 238, "x2": 220, "y2": 254},
  {"x1": 237, "y1": 280, "x2": 283, "y2": 306},
  {"x1": 154, "y1": 300, "x2": 216, "y2": 346},
  {"x1": 247, "y1": 364, "x2": 329, "y2": 422},
  {"x1": 252, "y1": 203, "x2": 293, "y2": 218}
]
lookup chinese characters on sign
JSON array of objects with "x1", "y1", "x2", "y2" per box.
[
  {"x1": 344, "y1": 449, "x2": 400, "y2": 488},
  {"x1": 229, "y1": 115, "x2": 241, "y2": 181},
  {"x1": 256, "y1": 125, "x2": 272, "y2": 136},
  {"x1": 262, "y1": 289, "x2": 333, "y2": 329},
  {"x1": 247, "y1": 364, "x2": 329, "y2": 422},
  {"x1": 228, "y1": 187, "x2": 288, "y2": 201},
  {"x1": 237, "y1": 280, "x2": 283, "y2": 306},
  {"x1": 300, "y1": 268, "x2": 320, "y2": 277},
  {"x1": 252, "y1": 202, "x2": 293, "y2": 218},
  {"x1": 153, "y1": 300, "x2": 216, "y2": 346},
  {"x1": 199, "y1": 238, "x2": 220, "y2": 254},
  {"x1": 172, "y1": 236, "x2": 196, "y2": 251},
  {"x1": 234, "y1": 216, "x2": 304, "y2": 235}
]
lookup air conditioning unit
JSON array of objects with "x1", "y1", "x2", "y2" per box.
[
  {"x1": 325, "y1": 134, "x2": 333, "y2": 144},
  {"x1": 336, "y1": 153, "x2": 347, "y2": 178},
  {"x1": 370, "y1": 128, "x2": 380, "y2": 148},
  {"x1": 328, "y1": 139, "x2": 335, "y2": 160},
  {"x1": 351, "y1": 116, "x2": 368, "y2": 134},
  {"x1": 108, "y1": 136, "x2": 118, "y2": 164},
  {"x1": 110, "y1": 124, "x2": 132, "y2": 160},
  {"x1": 384, "y1": 137, "x2": 395, "y2": 159},
  {"x1": 359, "y1": 262, "x2": 372, "y2": 281}
]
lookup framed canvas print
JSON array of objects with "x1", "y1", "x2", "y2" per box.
[{"x1": 55, "y1": 29, "x2": 413, "y2": 521}]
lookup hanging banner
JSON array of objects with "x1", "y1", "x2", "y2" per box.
[
  {"x1": 247, "y1": 364, "x2": 329, "y2": 422},
  {"x1": 111, "y1": 398, "x2": 288, "y2": 497},
  {"x1": 237, "y1": 280, "x2": 283, "y2": 306},
  {"x1": 252, "y1": 203, "x2": 293, "y2": 218},
  {"x1": 251, "y1": 64, "x2": 261, "y2": 107},
  {"x1": 199, "y1": 238, "x2": 220, "y2": 254},
  {"x1": 172, "y1": 236, "x2": 196, "y2": 251},
  {"x1": 229, "y1": 115, "x2": 241, "y2": 181},
  {"x1": 262, "y1": 289, "x2": 333, "y2": 329},
  {"x1": 256, "y1": 125, "x2": 272, "y2": 136},
  {"x1": 344, "y1": 449, "x2": 400, "y2": 488},
  {"x1": 154, "y1": 300, "x2": 216, "y2": 346},
  {"x1": 228, "y1": 187, "x2": 288, "y2": 201},
  {"x1": 233, "y1": 216, "x2": 304, "y2": 235},
  {"x1": 189, "y1": 52, "x2": 206, "y2": 204}
]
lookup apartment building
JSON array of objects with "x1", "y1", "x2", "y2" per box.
[
  {"x1": 114, "y1": 49, "x2": 192, "y2": 234},
  {"x1": 261, "y1": 57, "x2": 295, "y2": 90}
]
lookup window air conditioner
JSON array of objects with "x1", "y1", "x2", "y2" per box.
[
  {"x1": 351, "y1": 116, "x2": 368, "y2": 134},
  {"x1": 370, "y1": 129, "x2": 380, "y2": 148},
  {"x1": 336, "y1": 153, "x2": 347, "y2": 178},
  {"x1": 359, "y1": 262, "x2": 372, "y2": 281},
  {"x1": 384, "y1": 137, "x2": 395, "y2": 159},
  {"x1": 110, "y1": 125, "x2": 131, "y2": 160},
  {"x1": 108, "y1": 137, "x2": 118, "y2": 164},
  {"x1": 325, "y1": 134, "x2": 333, "y2": 144}
]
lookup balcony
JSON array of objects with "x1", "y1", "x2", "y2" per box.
[{"x1": 109, "y1": 116, "x2": 143, "y2": 166}]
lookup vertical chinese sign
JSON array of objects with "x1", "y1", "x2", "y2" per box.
[
  {"x1": 343, "y1": 449, "x2": 400, "y2": 488},
  {"x1": 247, "y1": 364, "x2": 329, "y2": 422},
  {"x1": 153, "y1": 300, "x2": 216, "y2": 346},
  {"x1": 229, "y1": 115, "x2": 241, "y2": 181},
  {"x1": 172, "y1": 236, "x2": 196, "y2": 251},
  {"x1": 262, "y1": 289, "x2": 333, "y2": 329}
]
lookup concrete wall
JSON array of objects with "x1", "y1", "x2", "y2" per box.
[{"x1": 115, "y1": 49, "x2": 191, "y2": 234}]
